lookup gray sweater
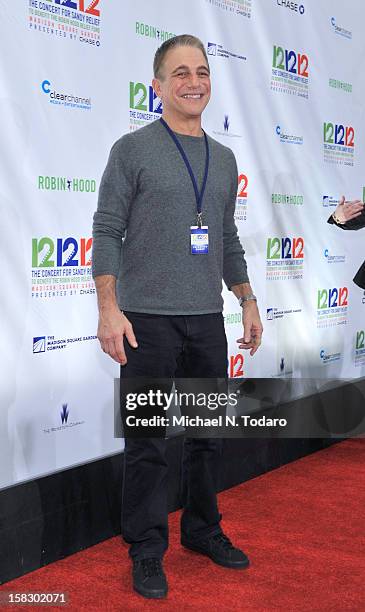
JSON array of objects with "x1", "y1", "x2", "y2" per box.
[{"x1": 92, "y1": 119, "x2": 249, "y2": 315}]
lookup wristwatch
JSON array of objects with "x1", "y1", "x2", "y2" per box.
[
  {"x1": 332, "y1": 212, "x2": 345, "y2": 225},
  {"x1": 239, "y1": 294, "x2": 257, "y2": 307}
]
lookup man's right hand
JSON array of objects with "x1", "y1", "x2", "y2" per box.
[
  {"x1": 97, "y1": 308, "x2": 138, "y2": 365},
  {"x1": 334, "y1": 195, "x2": 364, "y2": 224}
]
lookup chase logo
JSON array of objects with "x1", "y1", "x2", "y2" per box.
[
  {"x1": 276, "y1": 2, "x2": 305, "y2": 15},
  {"x1": 267, "y1": 308, "x2": 274, "y2": 320},
  {"x1": 33, "y1": 337, "x2": 46, "y2": 353},
  {"x1": 61, "y1": 403, "x2": 69, "y2": 425},
  {"x1": 207, "y1": 42, "x2": 217, "y2": 56},
  {"x1": 224, "y1": 115, "x2": 230, "y2": 132},
  {"x1": 41, "y1": 80, "x2": 92, "y2": 110},
  {"x1": 320, "y1": 349, "x2": 325, "y2": 359}
]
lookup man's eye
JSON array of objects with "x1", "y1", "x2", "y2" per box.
[
  {"x1": 177, "y1": 72, "x2": 188, "y2": 77},
  {"x1": 198, "y1": 72, "x2": 209, "y2": 77}
]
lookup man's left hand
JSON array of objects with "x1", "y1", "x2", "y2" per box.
[{"x1": 236, "y1": 301, "x2": 263, "y2": 356}]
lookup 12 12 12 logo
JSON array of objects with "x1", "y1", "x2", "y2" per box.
[
  {"x1": 53, "y1": 0, "x2": 100, "y2": 16},
  {"x1": 32, "y1": 237, "x2": 92, "y2": 267}
]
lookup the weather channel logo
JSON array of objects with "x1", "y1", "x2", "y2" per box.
[
  {"x1": 41, "y1": 80, "x2": 91, "y2": 110},
  {"x1": 205, "y1": 0, "x2": 251, "y2": 19},
  {"x1": 276, "y1": 1, "x2": 305, "y2": 14},
  {"x1": 276, "y1": 125, "x2": 303, "y2": 145},
  {"x1": 28, "y1": 0, "x2": 101, "y2": 47},
  {"x1": 322, "y1": 195, "x2": 339, "y2": 208},
  {"x1": 331, "y1": 17, "x2": 352, "y2": 40},
  {"x1": 207, "y1": 42, "x2": 246, "y2": 62}
]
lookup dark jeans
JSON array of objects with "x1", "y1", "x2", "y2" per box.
[{"x1": 120, "y1": 312, "x2": 228, "y2": 561}]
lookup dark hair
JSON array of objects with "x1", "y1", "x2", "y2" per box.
[{"x1": 153, "y1": 34, "x2": 209, "y2": 79}]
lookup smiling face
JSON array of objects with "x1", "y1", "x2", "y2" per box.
[{"x1": 152, "y1": 45, "x2": 211, "y2": 122}]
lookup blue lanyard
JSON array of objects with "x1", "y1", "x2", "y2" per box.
[{"x1": 160, "y1": 118, "x2": 210, "y2": 227}]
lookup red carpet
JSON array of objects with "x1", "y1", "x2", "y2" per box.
[{"x1": 1, "y1": 439, "x2": 364, "y2": 611}]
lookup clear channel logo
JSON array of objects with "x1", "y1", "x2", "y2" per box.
[
  {"x1": 323, "y1": 248, "x2": 345, "y2": 264},
  {"x1": 320, "y1": 348, "x2": 341, "y2": 365},
  {"x1": 41, "y1": 80, "x2": 92, "y2": 110},
  {"x1": 330, "y1": 17, "x2": 352, "y2": 40},
  {"x1": 276, "y1": 125, "x2": 303, "y2": 145}
]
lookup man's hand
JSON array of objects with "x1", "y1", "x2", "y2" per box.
[
  {"x1": 97, "y1": 308, "x2": 138, "y2": 365},
  {"x1": 236, "y1": 301, "x2": 263, "y2": 356},
  {"x1": 334, "y1": 195, "x2": 364, "y2": 224}
]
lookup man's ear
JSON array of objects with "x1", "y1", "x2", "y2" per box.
[{"x1": 152, "y1": 78, "x2": 162, "y2": 99}]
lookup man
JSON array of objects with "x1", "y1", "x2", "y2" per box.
[
  {"x1": 92, "y1": 34, "x2": 263, "y2": 599},
  {"x1": 328, "y1": 195, "x2": 365, "y2": 288}
]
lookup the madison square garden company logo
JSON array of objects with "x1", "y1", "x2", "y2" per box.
[
  {"x1": 32, "y1": 236, "x2": 94, "y2": 299},
  {"x1": 28, "y1": 0, "x2": 101, "y2": 47}
]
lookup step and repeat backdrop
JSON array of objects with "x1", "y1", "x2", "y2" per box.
[{"x1": 1, "y1": 0, "x2": 365, "y2": 489}]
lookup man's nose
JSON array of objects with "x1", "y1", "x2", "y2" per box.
[{"x1": 187, "y1": 73, "x2": 200, "y2": 88}]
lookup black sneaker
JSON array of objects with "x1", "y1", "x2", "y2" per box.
[
  {"x1": 181, "y1": 532, "x2": 250, "y2": 569},
  {"x1": 132, "y1": 557, "x2": 168, "y2": 599}
]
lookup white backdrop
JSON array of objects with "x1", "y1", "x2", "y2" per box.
[{"x1": 1, "y1": 0, "x2": 365, "y2": 489}]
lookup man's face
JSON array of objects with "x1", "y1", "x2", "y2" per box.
[{"x1": 153, "y1": 46, "x2": 211, "y2": 120}]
